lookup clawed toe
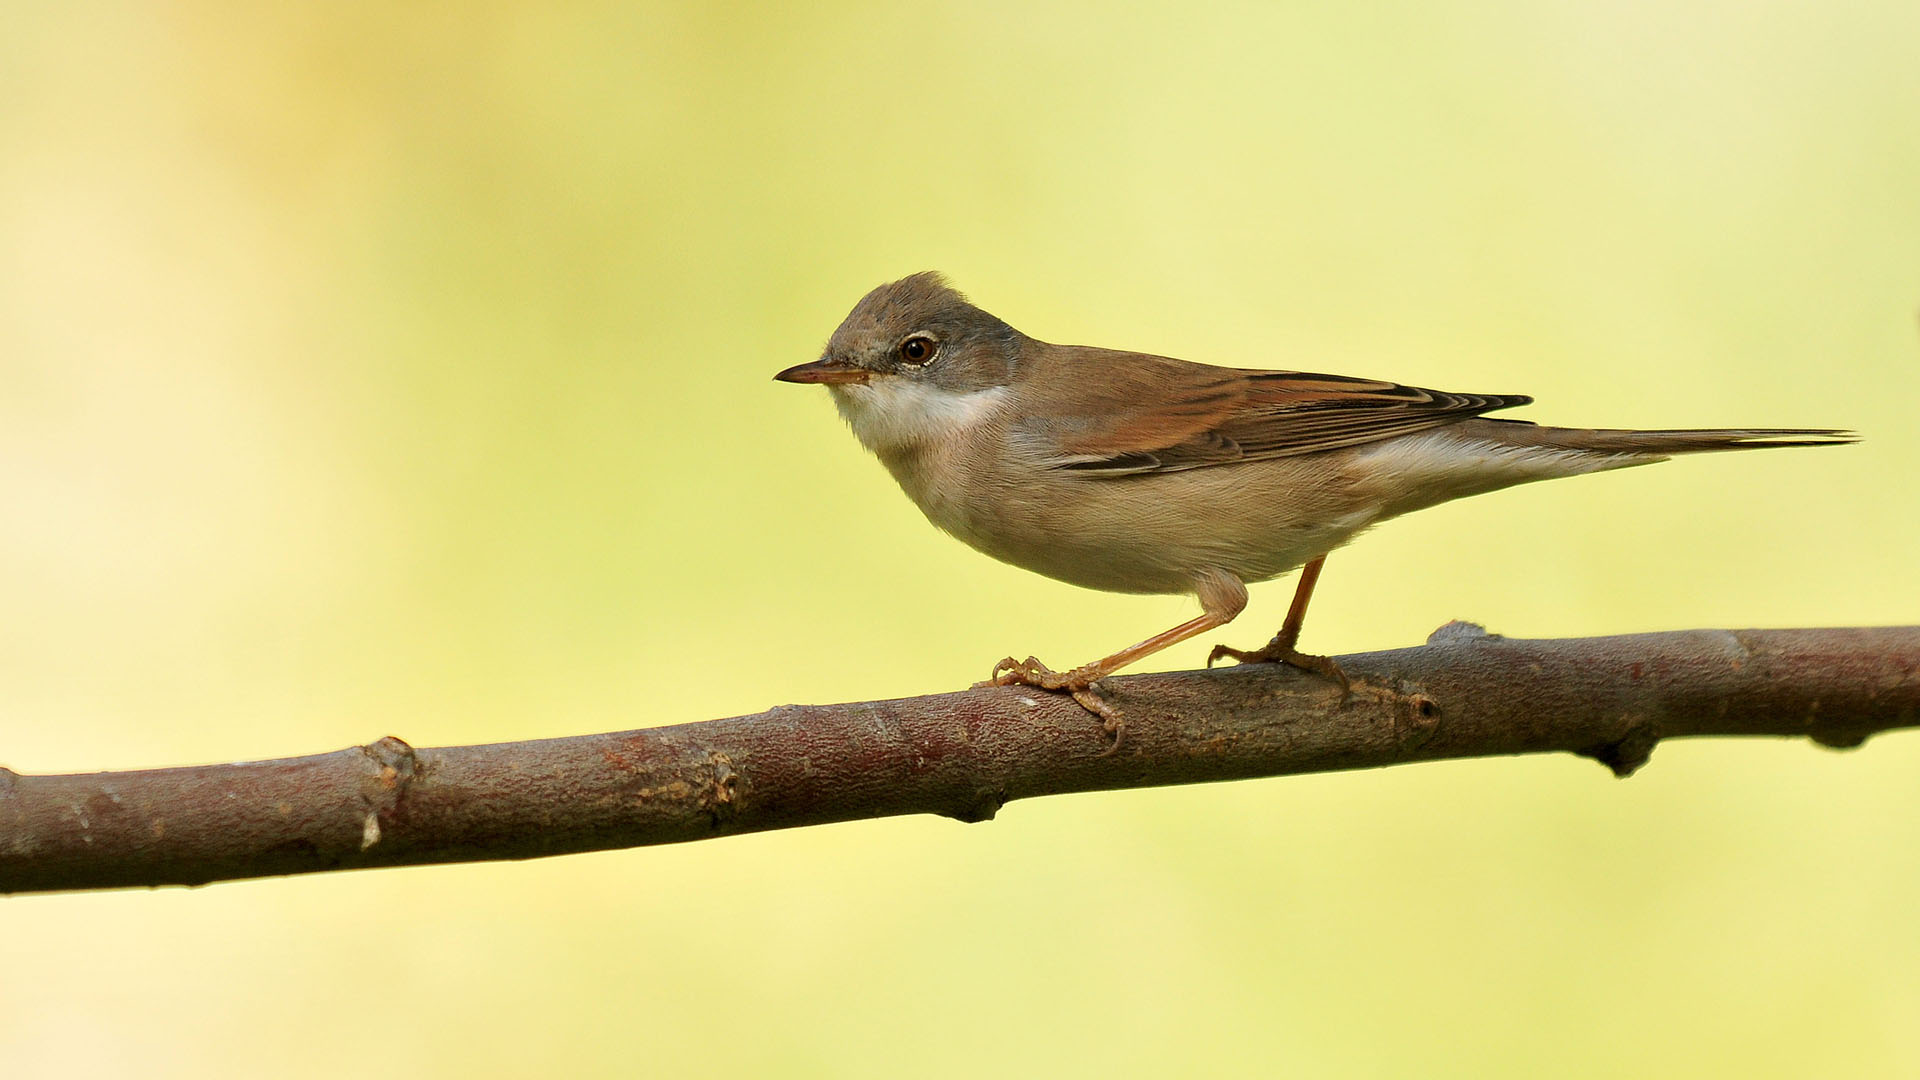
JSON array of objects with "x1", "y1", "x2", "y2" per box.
[
  {"x1": 1296, "y1": 652, "x2": 1353, "y2": 699},
  {"x1": 977, "y1": 656, "x2": 1124, "y2": 753},
  {"x1": 1208, "y1": 638, "x2": 1352, "y2": 698},
  {"x1": 1069, "y1": 686, "x2": 1125, "y2": 756},
  {"x1": 982, "y1": 656, "x2": 1100, "y2": 692},
  {"x1": 1207, "y1": 643, "x2": 1259, "y2": 667}
]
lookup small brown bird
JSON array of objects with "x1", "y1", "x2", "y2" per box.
[{"x1": 776, "y1": 272, "x2": 1852, "y2": 739}]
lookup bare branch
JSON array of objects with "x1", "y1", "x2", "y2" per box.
[{"x1": 3, "y1": 624, "x2": 1916, "y2": 895}]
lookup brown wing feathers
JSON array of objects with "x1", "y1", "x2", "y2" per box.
[
  {"x1": 1219, "y1": 372, "x2": 1531, "y2": 458},
  {"x1": 1046, "y1": 358, "x2": 1533, "y2": 475}
]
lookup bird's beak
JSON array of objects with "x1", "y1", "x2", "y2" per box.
[{"x1": 773, "y1": 358, "x2": 870, "y2": 385}]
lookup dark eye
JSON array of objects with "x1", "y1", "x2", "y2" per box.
[{"x1": 898, "y1": 335, "x2": 936, "y2": 365}]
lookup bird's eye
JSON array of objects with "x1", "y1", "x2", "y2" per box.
[{"x1": 898, "y1": 335, "x2": 936, "y2": 365}]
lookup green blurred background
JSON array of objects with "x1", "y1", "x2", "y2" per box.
[{"x1": 4, "y1": 2, "x2": 1918, "y2": 1076}]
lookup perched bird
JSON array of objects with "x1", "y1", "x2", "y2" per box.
[{"x1": 776, "y1": 272, "x2": 1852, "y2": 740}]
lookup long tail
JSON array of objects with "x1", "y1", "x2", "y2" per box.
[
  {"x1": 1470, "y1": 419, "x2": 1857, "y2": 456},
  {"x1": 1368, "y1": 419, "x2": 1858, "y2": 517}
]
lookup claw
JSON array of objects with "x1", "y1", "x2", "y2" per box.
[
  {"x1": 977, "y1": 656, "x2": 1124, "y2": 753},
  {"x1": 1070, "y1": 686, "x2": 1125, "y2": 756},
  {"x1": 1209, "y1": 638, "x2": 1352, "y2": 701}
]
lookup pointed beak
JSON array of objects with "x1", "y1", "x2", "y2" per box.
[{"x1": 774, "y1": 358, "x2": 870, "y2": 385}]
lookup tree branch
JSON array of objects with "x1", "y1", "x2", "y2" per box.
[{"x1": 4, "y1": 624, "x2": 1916, "y2": 894}]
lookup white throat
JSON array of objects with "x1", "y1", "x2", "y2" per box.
[{"x1": 830, "y1": 379, "x2": 1009, "y2": 455}]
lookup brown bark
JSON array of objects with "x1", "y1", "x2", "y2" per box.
[{"x1": 3, "y1": 624, "x2": 1916, "y2": 895}]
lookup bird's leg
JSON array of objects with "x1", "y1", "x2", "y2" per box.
[
  {"x1": 980, "y1": 571, "x2": 1248, "y2": 753},
  {"x1": 1207, "y1": 555, "x2": 1351, "y2": 694}
]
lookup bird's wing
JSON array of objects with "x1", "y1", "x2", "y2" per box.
[{"x1": 1019, "y1": 347, "x2": 1532, "y2": 475}]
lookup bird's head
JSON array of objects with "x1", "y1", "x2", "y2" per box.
[{"x1": 775, "y1": 272, "x2": 1023, "y2": 453}]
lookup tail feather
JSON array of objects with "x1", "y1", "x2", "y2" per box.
[
  {"x1": 1475, "y1": 420, "x2": 1857, "y2": 455},
  {"x1": 1359, "y1": 419, "x2": 1854, "y2": 520}
]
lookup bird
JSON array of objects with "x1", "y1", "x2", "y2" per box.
[{"x1": 775, "y1": 272, "x2": 1853, "y2": 744}]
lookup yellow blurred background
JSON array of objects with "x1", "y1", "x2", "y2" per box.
[{"x1": 4, "y1": 2, "x2": 1919, "y2": 1075}]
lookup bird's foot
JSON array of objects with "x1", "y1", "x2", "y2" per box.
[
  {"x1": 1208, "y1": 638, "x2": 1353, "y2": 700},
  {"x1": 976, "y1": 656, "x2": 1124, "y2": 755}
]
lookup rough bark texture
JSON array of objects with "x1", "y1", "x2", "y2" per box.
[{"x1": 3, "y1": 624, "x2": 1916, "y2": 895}]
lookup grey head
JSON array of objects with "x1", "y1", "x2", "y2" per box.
[{"x1": 773, "y1": 272, "x2": 1024, "y2": 394}]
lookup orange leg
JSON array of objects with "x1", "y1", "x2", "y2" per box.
[{"x1": 1207, "y1": 555, "x2": 1350, "y2": 694}]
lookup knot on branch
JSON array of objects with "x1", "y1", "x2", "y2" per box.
[
  {"x1": 703, "y1": 751, "x2": 739, "y2": 827},
  {"x1": 1811, "y1": 729, "x2": 1873, "y2": 750},
  {"x1": 357, "y1": 736, "x2": 418, "y2": 850},
  {"x1": 1579, "y1": 724, "x2": 1660, "y2": 778},
  {"x1": 1400, "y1": 689, "x2": 1441, "y2": 742},
  {"x1": 1427, "y1": 620, "x2": 1501, "y2": 645},
  {"x1": 951, "y1": 787, "x2": 1007, "y2": 824}
]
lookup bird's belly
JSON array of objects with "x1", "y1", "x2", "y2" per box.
[{"x1": 890, "y1": 451, "x2": 1376, "y2": 596}]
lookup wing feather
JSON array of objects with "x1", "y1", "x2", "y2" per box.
[{"x1": 1018, "y1": 347, "x2": 1532, "y2": 476}]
